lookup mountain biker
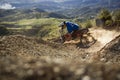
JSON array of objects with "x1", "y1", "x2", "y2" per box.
[{"x1": 59, "y1": 21, "x2": 81, "y2": 41}]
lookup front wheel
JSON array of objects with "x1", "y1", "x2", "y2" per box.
[
  {"x1": 60, "y1": 36, "x2": 66, "y2": 43},
  {"x1": 80, "y1": 33, "x2": 96, "y2": 47}
]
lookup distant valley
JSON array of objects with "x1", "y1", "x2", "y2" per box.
[{"x1": 0, "y1": 0, "x2": 120, "y2": 21}]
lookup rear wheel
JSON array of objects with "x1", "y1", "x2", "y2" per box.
[{"x1": 80, "y1": 33, "x2": 96, "y2": 47}]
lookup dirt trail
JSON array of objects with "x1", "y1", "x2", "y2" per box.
[
  {"x1": 0, "y1": 28, "x2": 119, "y2": 63},
  {"x1": 0, "y1": 28, "x2": 120, "y2": 80}
]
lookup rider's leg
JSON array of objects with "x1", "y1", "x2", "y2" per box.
[{"x1": 71, "y1": 30, "x2": 79, "y2": 39}]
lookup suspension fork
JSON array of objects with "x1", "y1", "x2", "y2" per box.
[
  {"x1": 80, "y1": 35, "x2": 83, "y2": 43},
  {"x1": 59, "y1": 29, "x2": 65, "y2": 43}
]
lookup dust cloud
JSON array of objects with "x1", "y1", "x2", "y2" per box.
[{"x1": 91, "y1": 28, "x2": 120, "y2": 46}]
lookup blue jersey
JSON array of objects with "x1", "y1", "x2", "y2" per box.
[{"x1": 65, "y1": 21, "x2": 79, "y2": 33}]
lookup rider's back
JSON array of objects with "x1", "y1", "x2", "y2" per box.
[{"x1": 65, "y1": 21, "x2": 80, "y2": 33}]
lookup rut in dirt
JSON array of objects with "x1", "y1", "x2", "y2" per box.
[{"x1": 95, "y1": 35, "x2": 120, "y2": 63}]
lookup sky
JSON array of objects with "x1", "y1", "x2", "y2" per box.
[
  {"x1": 0, "y1": 0, "x2": 69, "y2": 9},
  {"x1": 32, "y1": 0, "x2": 69, "y2": 2},
  {"x1": 0, "y1": 3, "x2": 16, "y2": 9},
  {"x1": 33, "y1": 0, "x2": 70, "y2": 2},
  {"x1": 0, "y1": 0, "x2": 70, "y2": 3},
  {"x1": 52, "y1": 0, "x2": 69, "y2": 2}
]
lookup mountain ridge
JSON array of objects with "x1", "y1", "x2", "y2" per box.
[
  {"x1": 0, "y1": 0, "x2": 120, "y2": 21},
  {"x1": 0, "y1": 8, "x2": 68, "y2": 22}
]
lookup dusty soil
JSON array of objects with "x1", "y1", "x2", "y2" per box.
[
  {"x1": 96, "y1": 35, "x2": 120, "y2": 63},
  {"x1": 0, "y1": 28, "x2": 120, "y2": 80}
]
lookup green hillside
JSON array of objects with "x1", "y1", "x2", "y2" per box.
[
  {"x1": 57, "y1": 0, "x2": 120, "y2": 19},
  {"x1": 0, "y1": 8, "x2": 68, "y2": 22},
  {"x1": 0, "y1": 18, "x2": 68, "y2": 39}
]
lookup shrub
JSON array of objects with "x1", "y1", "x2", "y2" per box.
[
  {"x1": 105, "y1": 20, "x2": 113, "y2": 27},
  {"x1": 97, "y1": 9, "x2": 112, "y2": 26},
  {"x1": 0, "y1": 26, "x2": 9, "y2": 36},
  {"x1": 99, "y1": 9, "x2": 112, "y2": 20},
  {"x1": 112, "y1": 10, "x2": 120, "y2": 26},
  {"x1": 105, "y1": 20, "x2": 112, "y2": 26},
  {"x1": 113, "y1": 10, "x2": 120, "y2": 21},
  {"x1": 85, "y1": 21, "x2": 93, "y2": 28}
]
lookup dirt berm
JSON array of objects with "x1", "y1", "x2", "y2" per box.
[
  {"x1": 96, "y1": 35, "x2": 120, "y2": 63},
  {"x1": 0, "y1": 35, "x2": 120, "y2": 80}
]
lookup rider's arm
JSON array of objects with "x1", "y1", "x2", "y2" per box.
[{"x1": 59, "y1": 28, "x2": 63, "y2": 35}]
